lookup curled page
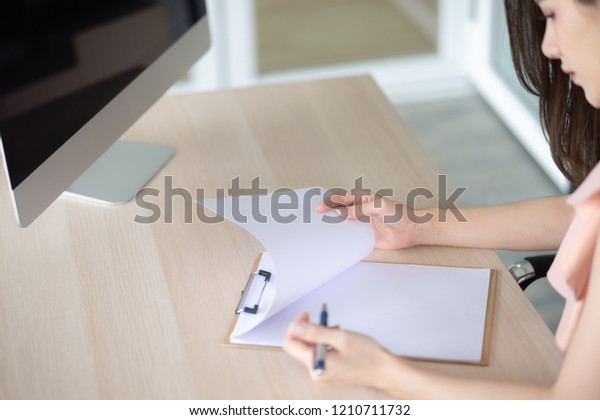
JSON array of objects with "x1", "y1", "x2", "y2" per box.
[{"x1": 199, "y1": 188, "x2": 375, "y2": 337}]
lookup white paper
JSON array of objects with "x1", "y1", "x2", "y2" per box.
[
  {"x1": 231, "y1": 262, "x2": 491, "y2": 363},
  {"x1": 198, "y1": 188, "x2": 492, "y2": 363},
  {"x1": 199, "y1": 188, "x2": 374, "y2": 336}
]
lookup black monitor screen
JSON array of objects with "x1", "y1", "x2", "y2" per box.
[{"x1": 0, "y1": 0, "x2": 206, "y2": 190}]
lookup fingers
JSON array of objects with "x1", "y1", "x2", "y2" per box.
[
  {"x1": 316, "y1": 194, "x2": 355, "y2": 213},
  {"x1": 343, "y1": 197, "x2": 399, "y2": 222},
  {"x1": 283, "y1": 334, "x2": 313, "y2": 367},
  {"x1": 318, "y1": 194, "x2": 401, "y2": 224},
  {"x1": 285, "y1": 312, "x2": 309, "y2": 342},
  {"x1": 283, "y1": 312, "x2": 313, "y2": 366},
  {"x1": 316, "y1": 190, "x2": 374, "y2": 213},
  {"x1": 284, "y1": 312, "x2": 346, "y2": 359},
  {"x1": 343, "y1": 201, "x2": 377, "y2": 221},
  {"x1": 284, "y1": 313, "x2": 397, "y2": 387},
  {"x1": 289, "y1": 319, "x2": 347, "y2": 350},
  {"x1": 284, "y1": 316, "x2": 341, "y2": 382}
]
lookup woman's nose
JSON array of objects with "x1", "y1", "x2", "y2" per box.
[{"x1": 541, "y1": 22, "x2": 560, "y2": 59}]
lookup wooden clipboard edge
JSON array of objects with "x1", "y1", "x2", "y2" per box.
[
  {"x1": 479, "y1": 268, "x2": 497, "y2": 365},
  {"x1": 223, "y1": 260, "x2": 498, "y2": 367}
]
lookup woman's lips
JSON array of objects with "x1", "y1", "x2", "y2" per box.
[
  {"x1": 571, "y1": 73, "x2": 578, "y2": 84},
  {"x1": 563, "y1": 68, "x2": 578, "y2": 84}
]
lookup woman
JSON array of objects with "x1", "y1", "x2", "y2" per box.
[{"x1": 283, "y1": 0, "x2": 600, "y2": 398}]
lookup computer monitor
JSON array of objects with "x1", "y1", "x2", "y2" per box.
[{"x1": 0, "y1": 0, "x2": 210, "y2": 227}]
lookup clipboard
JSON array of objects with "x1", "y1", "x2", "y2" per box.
[{"x1": 224, "y1": 253, "x2": 498, "y2": 366}]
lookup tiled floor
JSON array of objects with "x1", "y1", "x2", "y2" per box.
[{"x1": 396, "y1": 95, "x2": 566, "y2": 332}]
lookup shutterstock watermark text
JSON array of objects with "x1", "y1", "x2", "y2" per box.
[{"x1": 134, "y1": 176, "x2": 467, "y2": 224}]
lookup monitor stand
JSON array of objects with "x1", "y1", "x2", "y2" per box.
[{"x1": 65, "y1": 140, "x2": 174, "y2": 204}]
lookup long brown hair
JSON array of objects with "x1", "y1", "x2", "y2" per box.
[{"x1": 504, "y1": 0, "x2": 600, "y2": 187}]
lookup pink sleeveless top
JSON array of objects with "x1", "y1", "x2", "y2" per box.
[{"x1": 547, "y1": 162, "x2": 600, "y2": 350}]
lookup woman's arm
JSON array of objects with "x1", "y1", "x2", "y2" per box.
[
  {"x1": 417, "y1": 195, "x2": 574, "y2": 251},
  {"x1": 320, "y1": 194, "x2": 573, "y2": 251}
]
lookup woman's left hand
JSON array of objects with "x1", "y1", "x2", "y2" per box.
[{"x1": 283, "y1": 312, "x2": 407, "y2": 391}]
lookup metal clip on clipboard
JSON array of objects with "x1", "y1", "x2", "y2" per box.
[{"x1": 235, "y1": 269, "x2": 272, "y2": 314}]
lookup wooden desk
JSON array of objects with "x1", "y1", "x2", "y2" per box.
[{"x1": 0, "y1": 76, "x2": 562, "y2": 398}]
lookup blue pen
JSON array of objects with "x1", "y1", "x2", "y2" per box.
[{"x1": 313, "y1": 303, "x2": 328, "y2": 375}]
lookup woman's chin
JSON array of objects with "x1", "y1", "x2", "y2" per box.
[{"x1": 582, "y1": 86, "x2": 600, "y2": 109}]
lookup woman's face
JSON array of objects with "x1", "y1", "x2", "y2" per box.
[{"x1": 537, "y1": 0, "x2": 600, "y2": 107}]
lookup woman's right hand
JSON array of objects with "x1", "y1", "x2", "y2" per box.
[
  {"x1": 283, "y1": 312, "x2": 407, "y2": 393},
  {"x1": 317, "y1": 191, "x2": 425, "y2": 250}
]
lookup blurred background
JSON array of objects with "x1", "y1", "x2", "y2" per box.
[{"x1": 170, "y1": 0, "x2": 565, "y2": 331}]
